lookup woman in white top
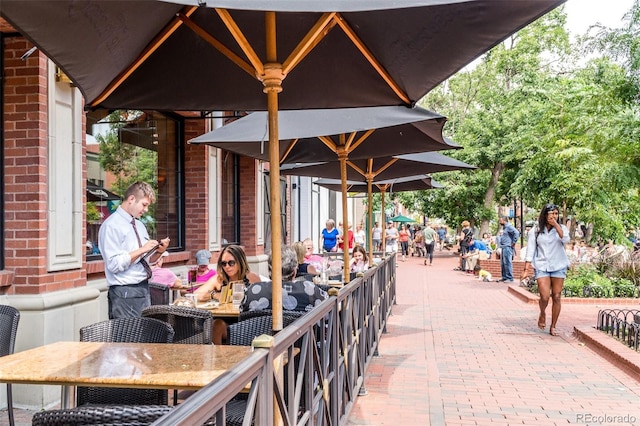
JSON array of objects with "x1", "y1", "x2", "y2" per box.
[{"x1": 522, "y1": 204, "x2": 570, "y2": 337}]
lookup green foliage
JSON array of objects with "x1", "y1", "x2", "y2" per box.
[
  {"x1": 86, "y1": 202, "x2": 101, "y2": 223},
  {"x1": 409, "y1": 4, "x2": 640, "y2": 244}
]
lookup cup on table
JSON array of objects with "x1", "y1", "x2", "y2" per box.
[
  {"x1": 184, "y1": 293, "x2": 197, "y2": 307},
  {"x1": 231, "y1": 282, "x2": 245, "y2": 308}
]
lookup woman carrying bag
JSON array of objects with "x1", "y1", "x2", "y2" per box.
[{"x1": 522, "y1": 204, "x2": 570, "y2": 336}]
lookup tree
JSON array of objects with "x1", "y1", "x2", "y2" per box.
[{"x1": 415, "y1": 9, "x2": 571, "y2": 234}]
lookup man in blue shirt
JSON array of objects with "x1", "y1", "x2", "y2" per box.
[
  {"x1": 463, "y1": 239, "x2": 488, "y2": 273},
  {"x1": 497, "y1": 216, "x2": 520, "y2": 282}
]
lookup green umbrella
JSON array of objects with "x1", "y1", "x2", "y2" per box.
[{"x1": 390, "y1": 214, "x2": 416, "y2": 223}]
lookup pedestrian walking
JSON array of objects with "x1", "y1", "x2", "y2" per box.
[{"x1": 522, "y1": 203, "x2": 570, "y2": 336}]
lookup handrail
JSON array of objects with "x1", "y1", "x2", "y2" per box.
[{"x1": 153, "y1": 253, "x2": 396, "y2": 425}]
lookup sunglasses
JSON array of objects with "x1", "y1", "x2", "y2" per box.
[{"x1": 219, "y1": 260, "x2": 237, "y2": 267}]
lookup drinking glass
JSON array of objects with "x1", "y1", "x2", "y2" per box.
[{"x1": 231, "y1": 282, "x2": 244, "y2": 308}]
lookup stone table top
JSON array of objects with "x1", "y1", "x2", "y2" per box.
[{"x1": 0, "y1": 341, "x2": 252, "y2": 390}]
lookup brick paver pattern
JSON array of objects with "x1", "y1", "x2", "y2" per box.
[{"x1": 347, "y1": 250, "x2": 640, "y2": 425}]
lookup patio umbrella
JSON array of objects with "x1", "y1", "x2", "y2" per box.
[
  {"x1": 390, "y1": 214, "x2": 416, "y2": 223},
  {"x1": 279, "y1": 151, "x2": 476, "y2": 181},
  {"x1": 190, "y1": 106, "x2": 452, "y2": 162},
  {"x1": 313, "y1": 174, "x2": 444, "y2": 193},
  {"x1": 315, "y1": 174, "x2": 443, "y2": 260},
  {"x1": 0, "y1": 0, "x2": 565, "y2": 331},
  {"x1": 86, "y1": 181, "x2": 121, "y2": 202}
]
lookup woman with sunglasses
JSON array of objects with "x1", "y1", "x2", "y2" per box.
[
  {"x1": 522, "y1": 204, "x2": 570, "y2": 336},
  {"x1": 194, "y1": 245, "x2": 261, "y2": 302}
]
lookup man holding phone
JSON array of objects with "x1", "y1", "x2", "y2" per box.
[{"x1": 99, "y1": 181, "x2": 170, "y2": 318}]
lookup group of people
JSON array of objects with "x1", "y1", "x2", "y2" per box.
[{"x1": 99, "y1": 183, "x2": 568, "y2": 340}]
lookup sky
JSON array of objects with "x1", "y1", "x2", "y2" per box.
[{"x1": 564, "y1": 0, "x2": 634, "y2": 36}]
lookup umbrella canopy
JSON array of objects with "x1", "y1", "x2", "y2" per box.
[
  {"x1": 0, "y1": 0, "x2": 564, "y2": 332},
  {"x1": 190, "y1": 106, "x2": 453, "y2": 162},
  {"x1": 280, "y1": 151, "x2": 476, "y2": 181},
  {"x1": 390, "y1": 214, "x2": 416, "y2": 223},
  {"x1": 1, "y1": 1, "x2": 565, "y2": 111},
  {"x1": 86, "y1": 181, "x2": 121, "y2": 202},
  {"x1": 313, "y1": 174, "x2": 444, "y2": 193}
]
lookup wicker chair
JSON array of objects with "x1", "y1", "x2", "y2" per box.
[
  {"x1": 149, "y1": 282, "x2": 171, "y2": 305},
  {"x1": 141, "y1": 305, "x2": 212, "y2": 345},
  {"x1": 32, "y1": 404, "x2": 174, "y2": 426},
  {"x1": 77, "y1": 317, "x2": 175, "y2": 406},
  {"x1": 0, "y1": 305, "x2": 20, "y2": 426},
  {"x1": 228, "y1": 311, "x2": 305, "y2": 347},
  {"x1": 141, "y1": 305, "x2": 213, "y2": 404}
]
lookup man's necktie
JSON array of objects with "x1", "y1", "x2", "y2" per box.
[{"x1": 131, "y1": 217, "x2": 153, "y2": 279}]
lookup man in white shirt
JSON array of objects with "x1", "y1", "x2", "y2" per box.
[{"x1": 99, "y1": 181, "x2": 170, "y2": 318}]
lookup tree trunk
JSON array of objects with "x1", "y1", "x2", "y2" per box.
[{"x1": 480, "y1": 162, "x2": 504, "y2": 236}]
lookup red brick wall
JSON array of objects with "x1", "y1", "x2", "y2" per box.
[
  {"x1": 477, "y1": 258, "x2": 526, "y2": 279},
  {"x1": 2, "y1": 38, "x2": 88, "y2": 294},
  {"x1": 184, "y1": 119, "x2": 209, "y2": 259}
]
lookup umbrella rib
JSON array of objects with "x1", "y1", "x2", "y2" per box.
[
  {"x1": 346, "y1": 160, "x2": 366, "y2": 178},
  {"x1": 178, "y1": 10, "x2": 257, "y2": 78},
  {"x1": 91, "y1": 5, "x2": 198, "y2": 108},
  {"x1": 318, "y1": 136, "x2": 339, "y2": 155},
  {"x1": 279, "y1": 139, "x2": 299, "y2": 164},
  {"x1": 332, "y1": 14, "x2": 411, "y2": 105},
  {"x1": 216, "y1": 8, "x2": 265, "y2": 76},
  {"x1": 372, "y1": 158, "x2": 399, "y2": 178},
  {"x1": 282, "y1": 13, "x2": 337, "y2": 75},
  {"x1": 348, "y1": 128, "x2": 375, "y2": 152}
]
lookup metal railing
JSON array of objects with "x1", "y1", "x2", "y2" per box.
[
  {"x1": 153, "y1": 254, "x2": 396, "y2": 425},
  {"x1": 596, "y1": 308, "x2": 640, "y2": 350}
]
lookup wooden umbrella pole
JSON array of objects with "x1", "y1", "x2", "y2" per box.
[
  {"x1": 339, "y1": 148, "x2": 350, "y2": 283},
  {"x1": 263, "y1": 12, "x2": 284, "y2": 332},
  {"x1": 381, "y1": 190, "x2": 386, "y2": 252},
  {"x1": 367, "y1": 175, "x2": 374, "y2": 262}
]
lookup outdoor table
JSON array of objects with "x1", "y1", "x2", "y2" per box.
[
  {"x1": 0, "y1": 341, "x2": 251, "y2": 408},
  {"x1": 196, "y1": 301, "x2": 241, "y2": 319}
]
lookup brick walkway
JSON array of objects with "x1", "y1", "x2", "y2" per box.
[
  {"x1": 3, "y1": 251, "x2": 640, "y2": 425},
  {"x1": 347, "y1": 250, "x2": 640, "y2": 425}
]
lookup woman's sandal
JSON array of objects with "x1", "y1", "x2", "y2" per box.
[{"x1": 538, "y1": 313, "x2": 546, "y2": 330}]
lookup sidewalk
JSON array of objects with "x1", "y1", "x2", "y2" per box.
[{"x1": 347, "y1": 250, "x2": 640, "y2": 425}]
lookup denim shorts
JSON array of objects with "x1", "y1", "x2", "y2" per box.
[{"x1": 535, "y1": 267, "x2": 567, "y2": 279}]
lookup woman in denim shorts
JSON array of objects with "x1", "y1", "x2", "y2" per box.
[{"x1": 522, "y1": 204, "x2": 570, "y2": 336}]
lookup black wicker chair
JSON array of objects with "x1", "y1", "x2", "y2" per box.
[
  {"x1": 32, "y1": 404, "x2": 174, "y2": 426},
  {"x1": 141, "y1": 305, "x2": 213, "y2": 404},
  {"x1": 0, "y1": 305, "x2": 20, "y2": 426},
  {"x1": 77, "y1": 317, "x2": 175, "y2": 406},
  {"x1": 141, "y1": 305, "x2": 212, "y2": 345},
  {"x1": 149, "y1": 282, "x2": 171, "y2": 305}
]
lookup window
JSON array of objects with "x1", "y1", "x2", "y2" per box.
[{"x1": 85, "y1": 111, "x2": 184, "y2": 260}]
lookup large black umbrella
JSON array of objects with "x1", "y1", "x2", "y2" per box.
[
  {"x1": 316, "y1": 174, "x2": 444, "y2": 259},
  {"x1": 1, "y1": 1, "x2": 565, "y2": 112},
  {"x1": 283, "y1": 152, "x2": 474, "y2": 261},
  {"x1": 280, "y1": 151, "x2": 476, "y2": 181},
  {"x1": 190, "y1": 106, "x2": 452, "y2": 162},
  {"x1": 0, "y1": 0, "x2": 564, "y2": 330},
  {"x1": 314, "y1": 174, "x2": 444, "y2": 193}
]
